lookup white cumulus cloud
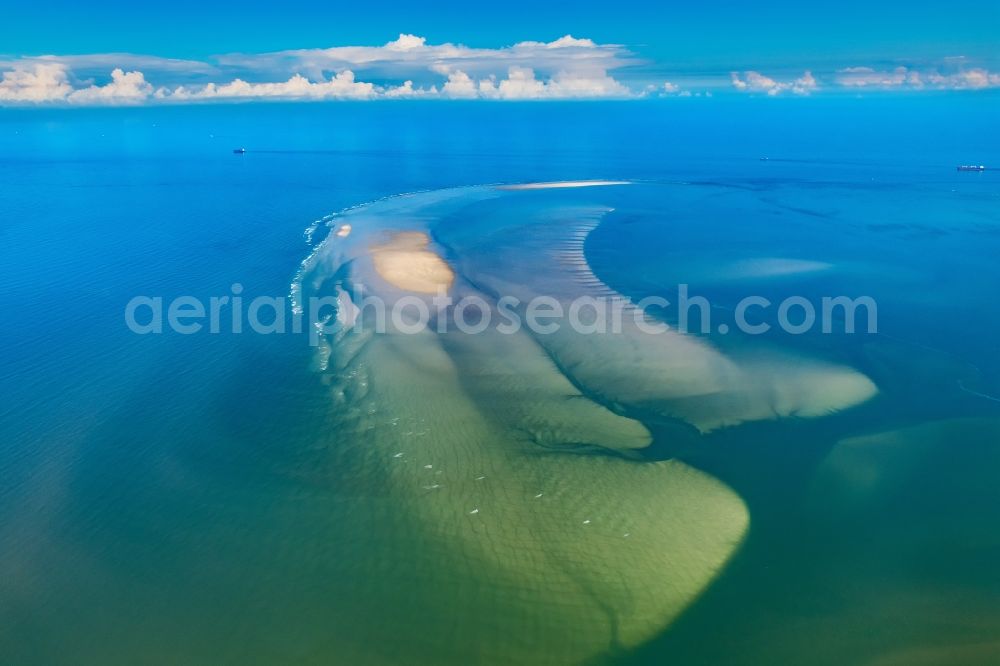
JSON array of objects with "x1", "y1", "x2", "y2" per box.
[
  {"x1": 162, "y1": 71, "x2": 378, "y2": 101},
  {"x1": 0, "y1": 34, "x2": 635, "y2": 105},
  {"x1": 836, "y1": 66, "x2": 920, "y2": 87},
  {"x1": 0, "y1": 63, "x2": 73, "y2": 102},
  {"x1": 925, "y1": 68, "x2": 1000, "y2": 89},
  {"x1": 437, "y1": 65, "x2": 630, "y2": 100},
  {"x1": 835, "y1": 65, "x2": 999, "y2": 90},
  {"x1": 441, "y1": 70, "x2": 479, "y2": 98},
  {"x1": 68, "y1": 68, "x2": 153, "y2": 104},
  {"x1": 382, "y1": 80, "x2": 438, "y2": 98},
  {"x1": 0, "y1": 64, "x2": 153, "y2": 104},
  {"x1": 731, "y1": 70, "x2": 817, "y2": 95},
  {"x1": 215, "y1": 33, "x2": 632, "y2": 85}
]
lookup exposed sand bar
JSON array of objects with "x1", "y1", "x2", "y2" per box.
[
  {"x1": 496, "y1": 180, "x2": 631, "y2": 190},
  {"x1": 369, "y1": 231, "x2": 454, "y2": 294}
]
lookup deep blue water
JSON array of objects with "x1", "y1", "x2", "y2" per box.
[{"x1": 1, "y1": 98, "x2": 999, "y2": 664}]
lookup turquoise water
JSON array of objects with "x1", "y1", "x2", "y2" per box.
[{"x1": 1, "y1": 99, "x2": 999, "y2": 664}]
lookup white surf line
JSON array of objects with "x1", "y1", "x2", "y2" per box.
[
  {"x1": 554, "y1": 215, "x2": 621, "y2": 299},
  {"x1": 957, "y1": 380, "x2": 1000, "y2": 403},
  {"x1": 876, "y1": 333, "x2": 999, "y2": 403},
  {"x1": 496, "y1": 180, "x2": 632, "y2": 190}
]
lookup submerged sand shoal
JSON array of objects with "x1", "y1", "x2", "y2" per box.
[{"x1": 290, "y1": 183, "x2": 887, "y2": 663}]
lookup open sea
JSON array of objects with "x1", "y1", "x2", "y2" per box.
[{"x1": 1, "y1": 97, "x2": 999, "y2": 665}]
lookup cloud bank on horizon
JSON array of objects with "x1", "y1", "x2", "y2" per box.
[{"x1": 1, "y1": 34, "x2": 998, "y2": 105}]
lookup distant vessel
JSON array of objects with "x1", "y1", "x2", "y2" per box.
[
  {"x1": 233, "y1": 148, "x2": 246, "y2": 154},
  {"x1": 956, "y1": 165, "x2": 985, "y2": 172}
]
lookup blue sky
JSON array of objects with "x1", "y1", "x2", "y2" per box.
[{"x1": 1, "y1": 0, "x2": 998, "y2": 104}]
